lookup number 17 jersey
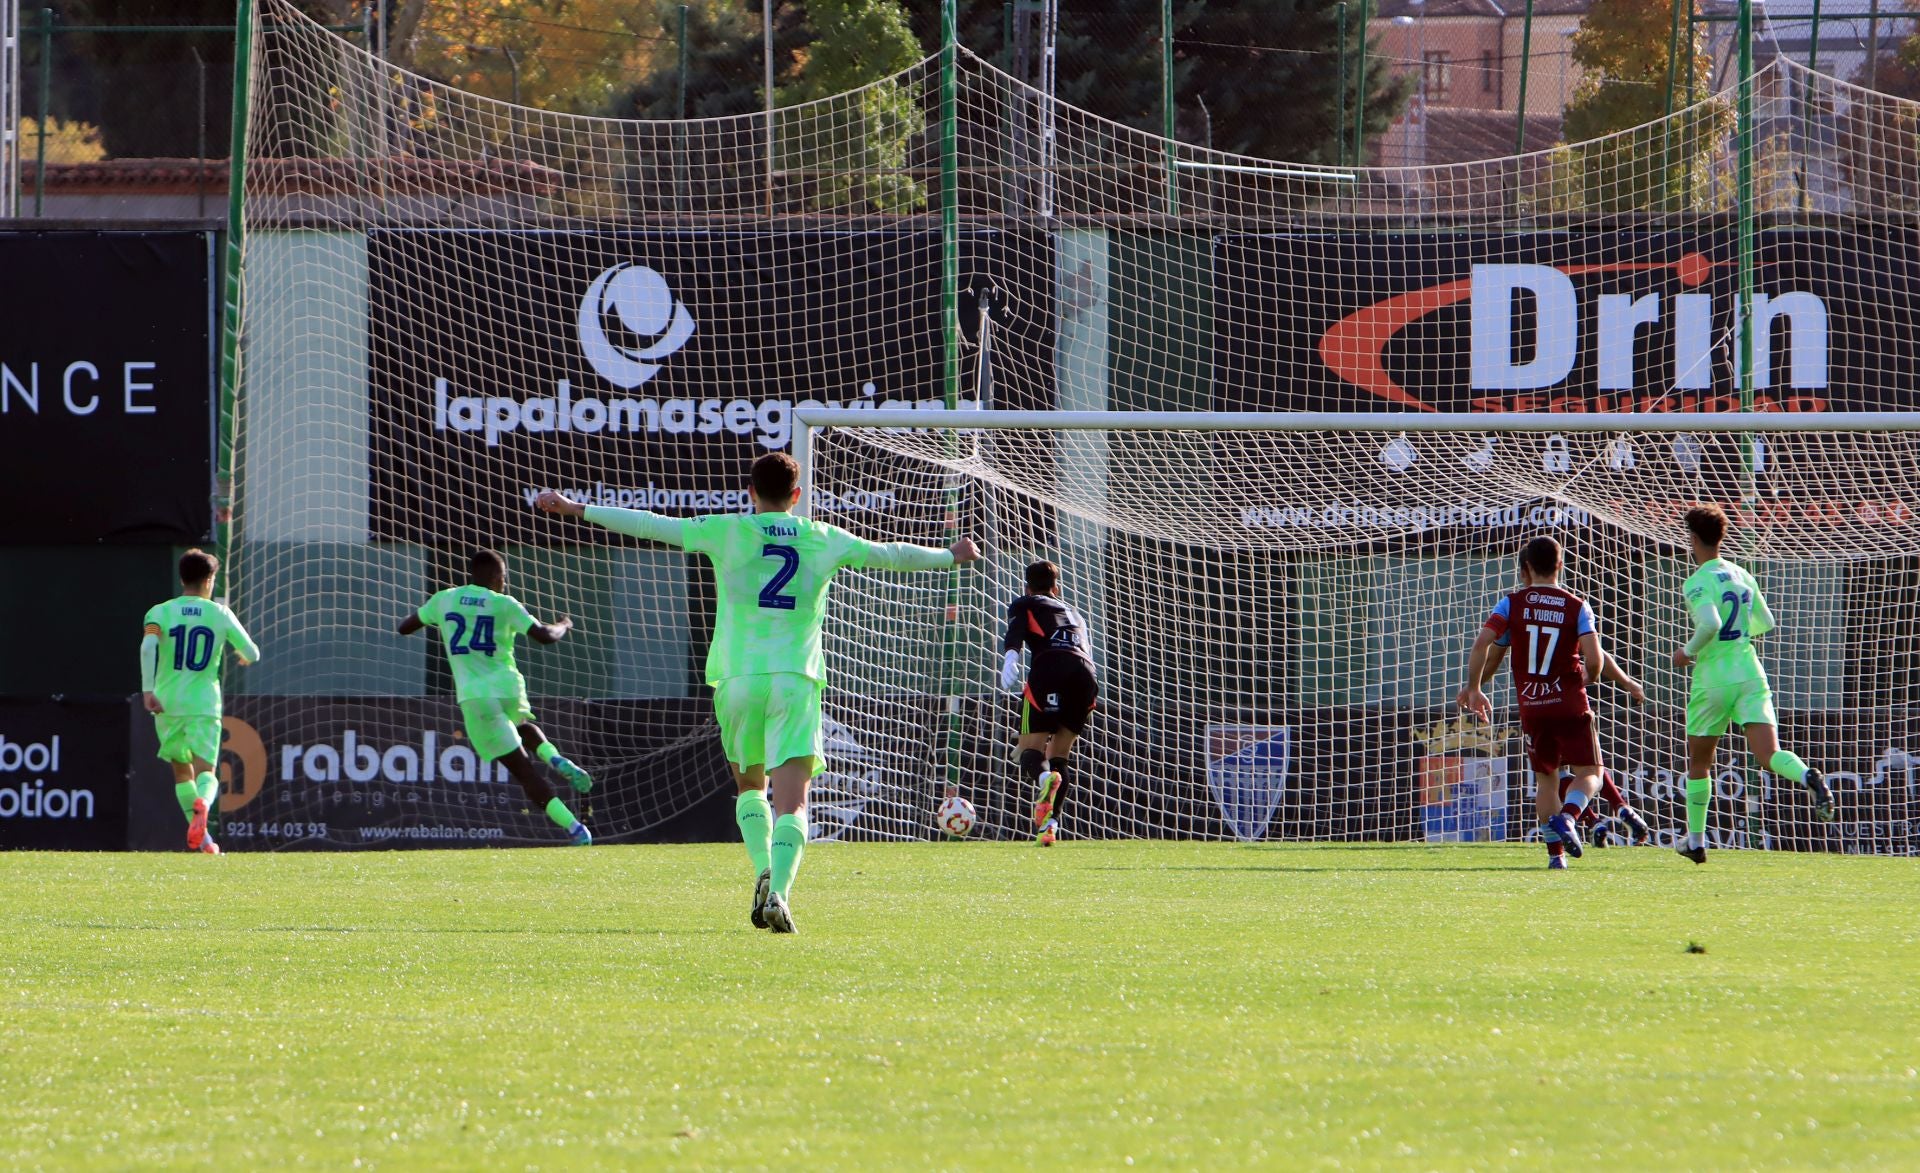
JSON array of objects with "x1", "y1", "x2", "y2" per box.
[{"x1": 1483, "y1": 585, "x2": 1596, "y2": 718}]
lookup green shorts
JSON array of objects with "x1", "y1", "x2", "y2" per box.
[
  {"x1": 460, "y1": 697, "x2": 533, "y2": 761},
  {"x1": 714, "y1": 673, "x2": 824, "y2": 777},
  {"x1": 1686, "y1": 676, "x2": 1777, "y2": 738},
  {"x1": 155, "y1": 714, "x2": 221, "y2": 766}
]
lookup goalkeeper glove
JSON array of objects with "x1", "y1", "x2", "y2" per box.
[{"x1": 1000, "y1": 650, "x2": 1022, "y2": 692}]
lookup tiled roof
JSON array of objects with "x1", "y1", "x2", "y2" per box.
[
  {"x1": 1422, "y1": 105, "x2": 1565, "y2": 164},
  {"x1": 20, "y1": 156, "x2": 561, "y2": 194},
  {"x1": 1372, "y1": 0, "x2": 1591, "y2": 16}
]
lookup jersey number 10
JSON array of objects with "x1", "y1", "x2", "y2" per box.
[{"x1": 169, "y1": 625, "x2": 216, "y2": 672}]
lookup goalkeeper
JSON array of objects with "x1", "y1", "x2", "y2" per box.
[
  {"x1": 536, "y1": 454, "x2": 980, "y2": 934},
  {"x1": 1670, "y1": 504, "x2": 1836, "y2": 864}
]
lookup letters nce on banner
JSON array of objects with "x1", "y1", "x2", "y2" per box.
[
  {"x1": 1213, "y1": 229, "x2": 1920, "y2": 414},
  {"x1": 368, "y1": 230, "x2": 1047, "y2": 546},
  {"x1": 0, "y1": 231, "x2": 215, "y2": 544}
]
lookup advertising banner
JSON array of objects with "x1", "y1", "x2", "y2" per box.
[
  {"x1": 0, "y1": 231, "x2": 215, "y2": 544},
  {"x1": 0, "y1": 698, "x2": 129, "y2": 850},
  {"x1": 368, "y1": 229, "x2": 1052, "y2": 547},
  {"x1": 1214, "y1": 227, "x2": 1920, "y2": 415}
]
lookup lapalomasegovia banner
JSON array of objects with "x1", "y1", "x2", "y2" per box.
[
  {"x1": 1214, "y1": 228, "x2": 1920, "y2": 414},
  {"x1": 0, "y1": 231, "x2": 215, "y2": 544},
  {"x1": 368, "y1": 229, "x2": 1053, "y2": 546}
]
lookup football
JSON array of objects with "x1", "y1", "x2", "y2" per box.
[{"x1": 935, "y1": 795, "x2": 977, "y2": 838}]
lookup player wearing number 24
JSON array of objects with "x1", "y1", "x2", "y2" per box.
[
  {"x1": 535, "y1": 453, "x2": 981, "y2": 934},
  {"x1": 141, "y1": 548, "x2": 260, "y2": 856}
]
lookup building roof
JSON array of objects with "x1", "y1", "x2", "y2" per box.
[
  {"x1": 1421, "y1": 106, "x2": 1565, "y2": 164},
  {"x1": 1371, "y1": 0, "x2": 1593, "y2": 17}
]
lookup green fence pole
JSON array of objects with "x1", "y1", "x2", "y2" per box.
[
  {"x1": 1161, "y1": 0, "x2": 1177, "y2": 215},
  {"x1": 937, "y1": 0, "x2": 966, "y2": 810},
  {"x1": 33, "y1": 8, "x2": 49, "y2": 216},
  {"x1": 1735, "y1": 0, "x2": 1761, "y2": 845},
  {"x1": 1352, "y1": 0, "x2": 1369, "y2": 164},
  {"x1": 1514, "y1": 0, "x2": 1535, "y2": 153},
  {"x1": 677, "y1": 4, "x2": 688, "y2": 119},
  {"x1": 1799, "y1": 0, "x2": 1821, "y2": 209},
  {"x1": 1337, "y1": 2, "x2": 1349, "y2": 167},
  {"x1": 1664, "y1": 0, "x2": 1682, "y2": 210},
  {"x1": 217, "y1": 0, "x2": 258, "y2": 594}
]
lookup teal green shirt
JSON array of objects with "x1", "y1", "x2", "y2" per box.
[
  {"x1": 417, "y1": 586, "x2": 538, "y2": 703},
  {"x1": 1682, "y1": 557, "x2": 1774, "y2": 686},
  {"x1": 143, "y1": 596, "x2": 260, "y2": 717},
  {"x1": 583, "y1": 506, "x2": 955, "y2": 686}
]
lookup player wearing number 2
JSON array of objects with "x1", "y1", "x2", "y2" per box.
[
  {"x1": 1671, "y1": 504, "x2": 1835, "y2": 864},
  {"x1": 141, "y1": 549, "x2": 261, "y2": 855},
  {"x1": 398, "y1": 550, "x2": 594, "y2": 846},
  {"x1": 536, "y1": 453, "x2": 981, "y2": 934},
  {"x1": 1458, "y1": 537, "x2": 1608, "y2": 868}
]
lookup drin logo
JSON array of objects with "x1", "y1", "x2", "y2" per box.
[
  {"x1": 0, "y1": 734, "x2": 94, "y2": 820},
  {"x1": 576, "y1": 263, "x2": 697, "y2": 389},
  {"x1": 1319, "y1": 255, "x2": 1829, "y2": 409}
]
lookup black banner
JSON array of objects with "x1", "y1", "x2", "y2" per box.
[
  {"x1": 0, "y1": 231, "x2": 215, "y2": 544},
  {"x1": 1215, "y1": 227, "x2": 1920, "y2": 414},
  {"x1": 0, "y1": 698, "x2": 129, "y2": 850},
  {"x1": 368, "y1": 229, "x2": 1053, "y2": 546}
]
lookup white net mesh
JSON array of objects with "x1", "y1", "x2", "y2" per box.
[{"x1": 230, "y1": 0, "x2": 1920, "y2": 850}]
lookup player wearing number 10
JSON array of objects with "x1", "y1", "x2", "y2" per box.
[
  {"x1": 1671, "y1": 505, "x2": 1836, "y2": 864},
  {"x1": 397, "y1": 550, "x2": 594, "y2": 846},
  {"x1": 141, "y1": 549, "x2": 260, "y2": 856},
  {"x1": 536, "y1": 453, "x2": 981, "y2": 934}
]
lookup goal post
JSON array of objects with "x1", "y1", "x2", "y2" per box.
[{"x1": 797, "y1": 408, "x2": 1920, "y2": 851}]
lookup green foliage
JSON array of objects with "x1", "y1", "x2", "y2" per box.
[
  {"x1": 1, "y1": 845, "x2": 1915, "y2": 1164},
  {"x1": 781, "y1": 0, "x2": 926, "y2": 213},
  {"x1": 1561, "y1": 0, "x2": 1725, "y2": 211}
]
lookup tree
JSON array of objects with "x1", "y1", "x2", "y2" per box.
[
  {"x1": 1562, "y1": 0, "x2": 1725, "y2": 211},
  {"x1": 50, "y1": 0, "x2": 240, "y2": 158},
  {"x1": 1835, "y1": 36, "x2": 1920, "y2": 210},
  {"x1": 395, "y1": 0, "x2": 661, "y2": 114}
]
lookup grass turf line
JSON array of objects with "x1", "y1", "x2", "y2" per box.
[{"x1": 1, "y1": 842, "x2": 1915, "y2": 1169}]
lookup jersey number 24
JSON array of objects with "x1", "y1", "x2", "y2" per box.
[{"x1": 446, "y1": 613, "x2": 497, "y2": 656}]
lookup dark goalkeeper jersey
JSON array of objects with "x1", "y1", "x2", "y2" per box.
[{"x1": 1002, "y1": 593, "x2": 1094, "y2": 667}]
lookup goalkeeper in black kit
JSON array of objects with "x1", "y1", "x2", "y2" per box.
[{"x1": 1001, "y1": 560, "x2": 1098, "y2": 846}]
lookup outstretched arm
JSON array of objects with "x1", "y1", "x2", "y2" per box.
[
  {"x1": 1597, "y1": 650, "x2": 1646, "y2": 703},
  {"x1": 858, "y1": 535, "x2": 982, "y2": 573},
  {"x1": 535, "y1": 490, "x2": 691, "y2": 548},
  {"x1": 1457, "y1": 628, "x2": 1500, "y2": 722}
]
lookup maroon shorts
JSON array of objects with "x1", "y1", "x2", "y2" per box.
[{"x1": 1521, "y1": 713, "x2": 1602, "y2": 777}]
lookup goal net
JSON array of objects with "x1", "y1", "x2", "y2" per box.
[{"x1": 228, "y1": 0, "x2": 1920, "y2": 850}]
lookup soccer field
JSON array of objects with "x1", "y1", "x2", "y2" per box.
[{"x1": 4, "y1": 843, "x2": 1915, "y2": 1169}]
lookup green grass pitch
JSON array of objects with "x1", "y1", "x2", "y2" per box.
[{"x1": 3, "y1": 842, "x2": 1915, "y2": 1168}]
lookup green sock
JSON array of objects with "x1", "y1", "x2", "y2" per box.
[
  {"x1": 735, "y1": 789, "x2": 773, "y2": 878},
  {"x1": 1686, "y1": 776, "x2": 1712, "y2": 838},
  {"x1": 195, "y1": 771, "x2": 219, "y2": 809},
  {"x1": 771, "y1": 812, "x2": 808, "y2": 900},
  {"x1": 1769, "y1": 750, "x2": 1809, "y2": 784},
  {"x1": 174, "y1": 780, "x2": 199, "y2": 821},
  {"x1": 544, "y1": 797, "x2": 578, "y2": 830},
  {"x1": 535, "y1": 741, "x2": 561, "y2": 765}
]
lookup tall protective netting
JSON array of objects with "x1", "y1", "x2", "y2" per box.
[{"x1": 232, "y1": 0, "x2": 1920, "y2": 850}]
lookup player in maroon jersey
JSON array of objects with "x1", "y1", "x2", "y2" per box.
[{"x1": 1457, "y1": 536, "x2": 1609, "y2": 868}]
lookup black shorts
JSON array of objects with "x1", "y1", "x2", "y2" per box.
[{"x1": 1022, "y1": 654, "x2": 1098, "y2": 736}]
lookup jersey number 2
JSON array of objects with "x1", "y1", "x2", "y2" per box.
[
  {"x1": 446, "y1": 614, "x2": 497, "y2": 656},
  {"x1": 1524, "y1": 623, "x2": 1561, "y2": 676},
  {"x1": 168, "y1": 625, "x2": 215, "y2": 672},
  {"x1": 1718, "y1": 589, "x2": 1751, "y2": 641},
  {"x1": 759, "y1": 545, "x2": 799, "y2": 610}
]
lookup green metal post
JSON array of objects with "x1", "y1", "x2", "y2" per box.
[
  {"x1": 1735, "y1": 0, "x2": 1761, "y2": 845},
  {"x1": 676, "y1": 5, "x2": 688, "y2": 118},
  {"x1": 1337, "y1": 2, "x2": 1349, "y2": 167},
  {"x1": 937, "y1": 0, "x2": 966, "y2": 807},
  {"x1": 1161, "y1": 0, "x2": 1177, "y2": 215},
  {"x1": 1352, "y1": 0, "x2": 1369, "y2": 165},
  {"x1": 1664, "y1": 0, "x2": 1682, "y2": 209},
  {"x1": 1799, "y1": 0, "x2": 1821, "y2": 210},
  {"x1": 1686, "y1": 0, "x2": 1697, "y2": 202},
  {"x1": 217, "y1": 0, "x2": 258, "y2": 593},
  {"x1": 1514, "y1": 0, "x2": 1535, "y2": 153},
  {"x1": 33, "y1": 8, "x2": 50, "y2": 216}
]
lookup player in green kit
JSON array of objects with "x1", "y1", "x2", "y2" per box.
[
  {"x1": 141, "y1": 549, "x2": 260, "y2": 855},
  {"x1": 398, "y1": 550, "x2": 594, "y2": 845},
  {"x1": 535, "y1": 453, "x2": 981, "y2": 934},
  {"x1": 1671, "y1": 504, "x2": 1837, "y2": 864}
]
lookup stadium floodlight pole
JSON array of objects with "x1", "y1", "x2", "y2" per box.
[{"x1": 217, "y1": 0, "x2": 259, "y2": 598}]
